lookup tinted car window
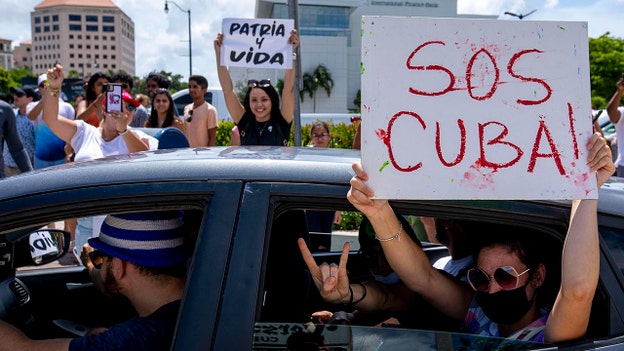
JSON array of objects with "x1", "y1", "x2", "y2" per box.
[
  {"x1": 174, "y1": 91, "x2": 213, "y2": 117},
  {"x1": 600, "y1": 225, "x2": 624, "y2": 276}
]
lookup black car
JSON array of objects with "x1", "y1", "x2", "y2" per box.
[{"x1": 1, "y1": 146, "x2": 624, "y2": 350}]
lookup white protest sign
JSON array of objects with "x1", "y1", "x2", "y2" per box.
[
  {"x1": 221, "y1": 18, "x2": 294, "y2": 69},
  {"x1": 361, "y1": 16, "x2": 595, "y2": 200},
  {"x1": 30, "y1": 231, "x2": 59, "y2": 258}
]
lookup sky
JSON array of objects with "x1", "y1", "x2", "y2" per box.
[{"x1": 1, "y1": 0, "x2": 623, "y2": 87}]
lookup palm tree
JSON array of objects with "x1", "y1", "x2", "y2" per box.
[{"x1": 300, "y1": 64, "x2": 334, "y2": 112}]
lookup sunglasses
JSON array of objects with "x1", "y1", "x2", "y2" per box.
[
  {"x1": 248, "y1": 79, "x2": 272, "y2": 88},
  {"x1": 467, "y1": 266, "x2": 531, "y2": 292},
  {"x1": 126, "y1": 104, "x2": 137, "y2": 112},
  {"x1": 88, "y1": 250, "x2": 111, "y2": 269}
]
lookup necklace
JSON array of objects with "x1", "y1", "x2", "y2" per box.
[{"x1": 255, "y1": 120, "x2": 268, "y2": 136}]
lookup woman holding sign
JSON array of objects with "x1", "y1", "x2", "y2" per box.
[
  {"x1": 214, "y1": 30, "x2": 299, "y2": 146},
  {"x1": 299, "y1": 133, "x2": 614, "y2": 344}
]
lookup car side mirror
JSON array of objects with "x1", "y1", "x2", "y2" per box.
[{"x1": 15, "y1": 230, "x2": 71, "y2": 267}]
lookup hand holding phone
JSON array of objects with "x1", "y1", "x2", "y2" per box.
[{"x1": 104, "y1": 83, "x2": 123, "y2": 113}]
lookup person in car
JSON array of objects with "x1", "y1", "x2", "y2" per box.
[
  {"x1": 0, "y1": 210, "x2": 188, "y2": 351},
  {"x1": 213, "y1": 30, "x2": 299, "y2": 146},
  {"x1": 606, "y1": 73, "x2": 624, "y2": 176},
  {"x1": 301, "y1": 132, "x2": 614, "y2": 344}
]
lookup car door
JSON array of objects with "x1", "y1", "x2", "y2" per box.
[{"x1": 0, "y1": 179, "x2": 243, "y2": 344}]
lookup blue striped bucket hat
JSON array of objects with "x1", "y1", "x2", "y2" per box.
[{"x1": 88, "y1": 211, "x2": 187, "y2": 267}]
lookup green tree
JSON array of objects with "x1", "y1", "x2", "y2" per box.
[
  {"x1": 8, "y1": 67, "x2": 35, "y2": 88},
  {"x1": 589, "y1": 33, "x2": 624, "y2": 108},
  {"x1": 0, "y1": 67, "x2": 14, "y2": 93},
  {"x1": 300, "y1": 64, "x2": 334, "y2": 112}
]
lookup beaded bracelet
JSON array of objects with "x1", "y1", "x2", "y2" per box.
[{"x1": 375, "y1": 223, "x2": 402, "y2": 242}]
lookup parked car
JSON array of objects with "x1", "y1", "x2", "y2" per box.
[
  {"x1": 1, "y1": 147, "x2": 624, "y2": 350},
  {"x1": 171, "y1": 87, "x2": 229, "y2": 121}
]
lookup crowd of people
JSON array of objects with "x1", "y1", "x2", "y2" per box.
[{"x1": 0, "y1": 27, "x2": 620, "y2": 350}]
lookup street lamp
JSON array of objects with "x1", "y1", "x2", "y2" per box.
[{"x1": 164, "y1": 0, "x2": 192, "y2": 78}]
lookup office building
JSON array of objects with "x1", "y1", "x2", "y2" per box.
[
  {"x1": 0, "y1": 38, "x2": 13, "y2": 71},
  {"x1": 13, "y1": 41, "x2": 33, "y2": 70},
  {"x1": 31, "y1": 0, "x2": 135, "y2": 78},
  {"x1": 246, "y1": 0, "x2": 494, "y2": 113}
]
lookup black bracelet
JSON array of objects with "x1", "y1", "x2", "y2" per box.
[{"x1": 351, "y1": 283, "x2": 367, "y2": 305}]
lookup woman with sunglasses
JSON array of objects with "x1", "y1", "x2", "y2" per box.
[
  {"x1": 300, "y1": 132, "x2": 614, "y2": 344},
  {"x1": 145, "y1": 88, "x2": 184, "y2": 131},
  {"x1": 76, "y1": 72, "x2": 110, "y2": 127},
  {"x1": 214, "y1": 30, "x2": 299, "y2": 146}
]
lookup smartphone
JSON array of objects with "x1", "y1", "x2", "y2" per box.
[{"x1": 104, "y1": 83, "x2": 123, "y2": 112}]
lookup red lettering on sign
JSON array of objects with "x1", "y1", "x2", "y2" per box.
[
  {"x1": 384, "y1": 111, "x2": 426, "y2": 172},
  {"x1": 478, "y1": 121, "x2": 524, "y2": 171},
  {"x1": 406, "y1": 41, "x2": 456, "y2": 96},
  {"x1": 527, "y1": 119, "x2": 565, "y2": 174},
  {"x1": 507, "y1": 49, "x2": 552, "y2": 105},
  {"x1": 466, "y1": 48, "x2": 499, "y2": 101},
  {"x1": 436, "y1": 119, "x2": 466, "y2": 167}
]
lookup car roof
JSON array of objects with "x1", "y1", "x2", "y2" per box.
[
  {"x1": 2, "y1": 146, "x2": 623, "y2": 217},
  {"x1": 0, "y1": 146, "x2": 360, "y2": 200}
]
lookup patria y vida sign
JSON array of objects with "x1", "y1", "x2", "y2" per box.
[
  {"x1": 361, "y1": 16, "x2": 594, "y2": 200},
  {"x1": 221, "y1": 18, "x2": 295, "y2": 69}
]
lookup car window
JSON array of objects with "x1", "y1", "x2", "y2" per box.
[{"x1": 600, "y1": 224, "x2": 624, "y2": 277}]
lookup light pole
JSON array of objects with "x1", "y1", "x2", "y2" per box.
[{"x1": 164, "y1": 0, "x2": 192, "y2": 78}]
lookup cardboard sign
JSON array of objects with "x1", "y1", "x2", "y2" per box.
[
  {"x1": 221, "y1": 18, "x2": 294, "y2": 69},
  {"x1": 361, "y1": 16, "x2": 595, "y2": 200}
]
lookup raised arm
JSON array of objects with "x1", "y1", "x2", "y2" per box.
[
  {"x1": 280, "y1": 30, "x2": 299, "y2": 124},
  {"x1": 41, "y1": 65, "x2": 77, "y2": 144},
  {"x1": 347, "y1": 163, "x2": 473, "y2": 320},
  {"x1": 214, "y1": 33, "x2": 245, "y2": 124},
  {"x1": 606, "y1": 75, "x2": 624, "y2": 124},
  {"x1": 545, "y1": 133, "x2": 615, "y2": 343}
]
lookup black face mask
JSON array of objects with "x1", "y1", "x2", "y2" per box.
[{"x1": 475, "y1": 285, "x2": 534, "y2": 325}]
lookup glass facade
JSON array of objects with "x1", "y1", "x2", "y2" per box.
[{"x1": 272, "y1": 4, "x2": 350, "y2": 38}]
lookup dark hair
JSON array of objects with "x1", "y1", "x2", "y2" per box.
[
  {"x1": 243, "y1": 83, "x2": 281, "y2": 121},
  {"x1": 189, "y1": 75, "x2": 208, "y2": 89},
  {"x1": 310, "y1": 121, "x2": 330, "y2": 136},
  {"x1": 86, "y1": 72, "x2": 111, "y2": 103},
  {"x1": 147, "y1": 72, "x2": 171, "y2": 90},
  {"x1": 147, "y1": 89, "x2": 176, "y2": 128},
  {"x1": 112, "y1": 71, "x2": 134, "y2": 91}
]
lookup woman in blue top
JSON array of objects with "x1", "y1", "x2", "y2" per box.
[{"x1": 214, "y1": 30, "x2": 299, "y2": 146}]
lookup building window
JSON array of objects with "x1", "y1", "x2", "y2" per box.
[
  {"x1": 87, "y1": 54, "x2": 91, "y2": 59},
  {"x1": 111, "y1": 36, "x2": 115, "y2": 41},
  {"x1": 86, "y1": 35, "x2": 90, "y2": 40},
  {"x1": 111, "y1": 55, "x2": 116, "y2": 59},
  {"x1": 69, "y1": 24, "x2": 81, "y2": 31},
  {"x1": 103, "y1": 64, "x2": 108, "y2": 68},
  {"x1": 94, "y1": 45, "x2": 99, "y2": 49},
  {"x1": 111, "y1": 45, "x2": 116, "y2": 50},
  {"x1": 103, "y1": 45, "x2": 107, "y2": 50},
  {"x1": 78, "y1": 35, "x2": 82, "y2": 39},
  {"x1": 35, "y1": 17, "x2": 41, "y2": 24},
  {"x1": 69, "y1": 14, "x2": 81, "y2": 21},
  {"x1": 35, "y1": 27, "x2": 41, "y2": 33},
  {"x1": 111, "y1": 64, "x2": 116, "y2": 69},
  {"x1": 52, "y1": 15, "x2": 58, "y2": 22},
  {"x1": 102, "y1": 16, "x2": 114, "y2": 23},
  {"x1": 102, "y1": 36, "x2": 107, "y2": 40},
  {"x1": 53, "y1": 24, "x2": 59, "y2": 31},
  {"x1": 86, "y1": 25, "x2": 98, "y2": 32},
  {"x1": 70, "y1": 53, "x2": 74, "y2": 58},
  {"x1": 44, "y1": 26, "x2": 50, "y2": 32},
  {"x1": 69, "y1": 34, "x2": 74, "y2": 39},
  {"x1": 78, "y1": 54, "x2": 83, "y2": 58},
  {"x1": 94, "y1": 35, "x2": 99, "y2": 40},
  {"x1": 86, "y1": 15, "x2": 98, "y2": 22},
  {"x1": 103, "y1": 26, "x2": 115, "y2": 32},
  {"x1": 70, "y1": 63, "x2": 75, "y2": 68},
  {"x1": 69, "y1": 44, "x2": 74, "y2": 49},
  {"x1": 103, "y1": 54, "x2": 108, "y2": 59},
  {"x1": 43, "y1": 16, "x2": 50, "y2": 23}
]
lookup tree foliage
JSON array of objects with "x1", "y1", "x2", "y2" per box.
[
  {"x1": 300, "y1": 64, "x2": 334, "y2": 112},
  {"x1": 589, "y1": 33, "x2": 624, "y2": 108}
]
